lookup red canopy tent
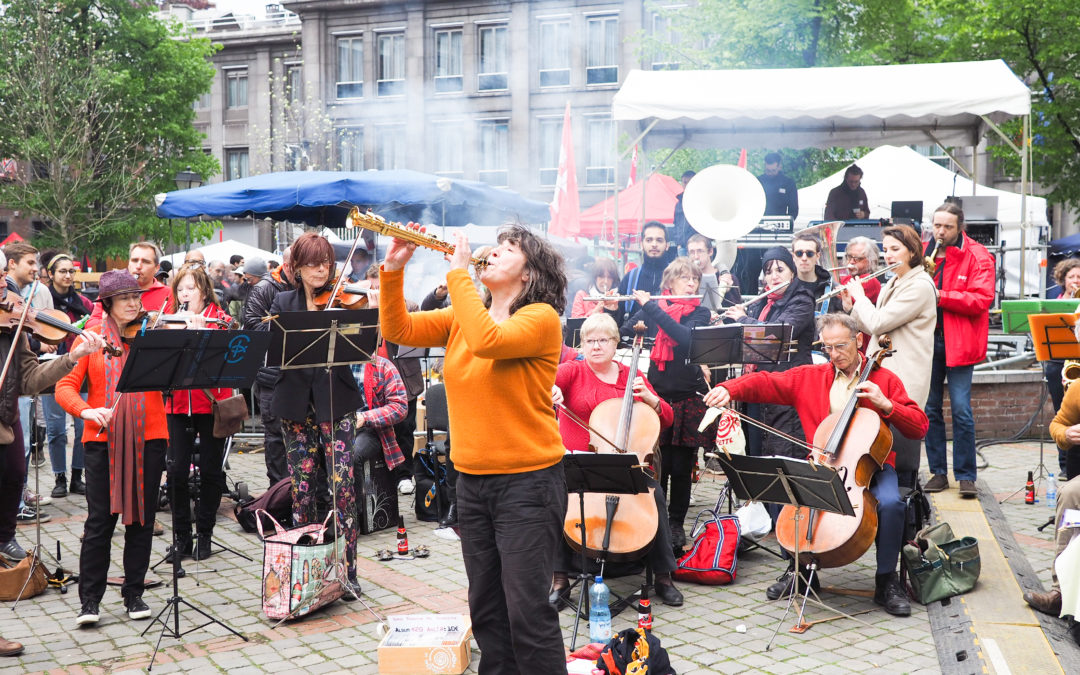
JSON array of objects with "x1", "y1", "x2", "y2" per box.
[
  {"x1": 0, "y1": 231, "x2": 24, "y2": 247},
  {"x1": 576, "y1": 173, "x2": 683, "y2": 239}
]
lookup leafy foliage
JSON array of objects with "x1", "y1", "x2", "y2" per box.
[{"x1": 0, "y1": 0, "x2": 219, "y2": 256}]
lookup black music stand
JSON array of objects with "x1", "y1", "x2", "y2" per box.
[
  {"x1": 714, "y1": 453, "x2": 873, "y2": 648},
  {"x1": 561, "y1": 453, "x2": 651, "y2": 651},
  {"x1": 116, "y1": 329, "x2": 269, "y2": 671},
  {"x1": 563, "y1": 318, "x2": 585, "y2": 349},
  {"x1": 266, "y1": 309, "x2": 387, "y2": 626}
]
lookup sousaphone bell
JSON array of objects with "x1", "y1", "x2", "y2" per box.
[{"x1": 681, "y1": 165, "x2": 767, "y2": 271}]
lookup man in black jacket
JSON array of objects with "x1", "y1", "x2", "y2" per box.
[
  {"x1": 615, "y1": 221, "x2": 670, "y2": 326},
  {"x1": 242, "y1": 248, "x2": 292, "y2": 486}
]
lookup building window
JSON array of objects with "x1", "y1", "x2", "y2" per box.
[
  {"x1": 285, "y1": 65, "x2": 303, "y2": 104},
  {"x1": 478, "y1": 24, "x2": 508, "y2": 91},
  {"x1": 539, "y1": 21, "x2": 570, "y2": 87},
  {"x1": 585, "y1": 117, "x2": 614, "y2": 185},
  {"x1": 538, "y1": 117, "x2": 562, "y2": 187},
  {"x1": 375, "y1": 126, "x2": 406, "y2": 170},
  {"x1": 586, "y1": 16, "x2": 619, "y2": 85},
  {"x1": 285, "y1": 145, "x2": 304, "y2": 171},
  {"x1": 432, "y1": 122, "x2": 464, "y2": 177},
  {"x1": 478, "y1": 119, "x2": 509, "y2": 186},
  {"x1": 0, "y1": 222, "x2": 8, "y2": 238},
  {"x1": 651, "y1": 11, "x2": 681, "y2": 70},
  {"x1": 194, "y1": 90, "x2": 211, "y2": 110},
  {"x1": 225, "y1": 148, "x2": 249, "y2": 180},
  {"x1": 337, "y1": 127, "x2": 364, "y2": 171},
  {"x1": 226, "y1": 70, "x2": 248, "y2": 108},
  {"x1": 336, "y1": 36, "x2": 364, "y2": 99},
  {"x1": 433, "y1": 28, "x2": 463, "y2": 93},
  {"x1": 377, "y1": 32, "x2": 405, "y2": 97}
]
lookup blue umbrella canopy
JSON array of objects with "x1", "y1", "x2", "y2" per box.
[{"x1": 154, "y1": 170, "x2": 551, "y2": 228}]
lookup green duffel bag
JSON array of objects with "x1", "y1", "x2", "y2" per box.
[{"x1": 902, "y1": 521, "x2": 981, "y2": 604}]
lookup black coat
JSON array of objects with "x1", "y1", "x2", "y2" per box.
[
  {"x1": 621, "y1": 301, "x2": 711, "y2": 402},
  {"x1": 738, "y1": 281, "x2": 815, "y2": 373},
  {"x1": 267, "y1": 290, "x2": 364, "y2": 423}
]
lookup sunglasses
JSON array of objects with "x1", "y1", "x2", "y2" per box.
[{"x1": 792, "y1": 250, "x2": 817, "y2": 258}]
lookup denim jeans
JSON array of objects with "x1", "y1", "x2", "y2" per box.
[
  {"x1": 925, "y1": 333, "x2": 977, "y2": 481},
  {"x1": 41, "y1": 393, "x2": 85, "y2": 475},
  {"x1": 18, "y1": 397, "x2": 31, "y2": 508}
]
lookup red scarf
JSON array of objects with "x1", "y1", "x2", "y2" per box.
[
  {"x1": 650, "y1": 292, "x2": 700, "y2": 371},
  {"x1": 757, "y1": 286, "x2": 787, "y2": 322},
  {"x1": 102, "y1": 316, "x2": 149, "y2": 526}
]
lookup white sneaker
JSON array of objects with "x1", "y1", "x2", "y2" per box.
[
  {"x1": 24, "y1": 490, "x2": 52, "y2": 507},
  {"x1": 397, "y1": 478, "x2": 415, "y2": 495}
]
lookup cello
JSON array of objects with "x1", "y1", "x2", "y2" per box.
[
  {"x1": 774, "y1": 337, "x2": 895, "y2": 569},
  {"x1": 561, "y1": 323, "x2": 660, "y2": 562}
]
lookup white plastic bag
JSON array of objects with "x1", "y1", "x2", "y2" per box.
[{"x1": 734, "y1": 501, "x2": 771, "y2": 541}]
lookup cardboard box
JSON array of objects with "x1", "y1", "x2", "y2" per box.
[{"x1": 378, "y1": 614, "x2": 473, "y2": 674}]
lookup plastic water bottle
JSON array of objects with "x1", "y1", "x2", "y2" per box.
[
  {"x1": 1047, "y1": 473, "x2": 1058, "y2": 509},
  {"x1": 588, "y1": 576, "x2": 612, "y2": 643}
]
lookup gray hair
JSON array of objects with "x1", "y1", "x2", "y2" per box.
[
  {"x1": 816, "y1": 312, "x2": 859, "y2": 338},
  {"x1": 580, "y1": 313, "x2": 619, "y2": 341},
  {"x1": 846, "y1": 237, "x2": 879, "y2": 272}
]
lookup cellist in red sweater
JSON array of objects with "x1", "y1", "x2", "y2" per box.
[{"x1": 704, "y1": 312, "x2": 927, "y2": 617}]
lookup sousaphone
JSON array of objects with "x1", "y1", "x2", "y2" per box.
[{"x1": 681, "y1": 165, "x2": 767, "y2": 271}]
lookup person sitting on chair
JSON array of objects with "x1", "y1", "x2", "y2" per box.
[
  {"x1": 550, "y1": 313, "x2": 683, "y2": 606},
  {"x1": 703, "y1": 312, "x2": 928, "y2": 616}
]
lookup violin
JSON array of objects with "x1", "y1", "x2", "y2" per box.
[
  {"x1": 0, "y1": 288, "x2": 121, "y2": 357},
  {"x1": 562, "y1": 322, "x2": 660, "y2": 562},
  {"x1": 312, "y1": 276, "x2": 370, "y2": 310},
  {"x1": 121, "y1": 309, "x2": 231, "y2": 340},
  {"x1": 774, "y1": 337, "x2": 895, "y2": 569}
]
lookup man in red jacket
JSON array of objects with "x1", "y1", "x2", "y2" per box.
[
  {"x1": 704, "y1": 313, "x2": 928, "y2": 616},
  {"x1": 922, "y1": 203, "x2": 995, "y2": 498}
]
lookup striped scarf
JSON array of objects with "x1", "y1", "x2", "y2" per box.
[{"x1": 102, "y1": 316, "x2": 149, "y2": 526}]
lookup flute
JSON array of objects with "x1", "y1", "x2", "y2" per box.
[
  {"x1": 580, "y1": 293, "x2": 705, "y2": 302},
  {"x1": 816, "y1": 263, "x2": 901, "y2": 303}
]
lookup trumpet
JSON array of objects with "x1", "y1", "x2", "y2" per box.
[
  {"x1": 346, "y1": 207, "x2": 489, "y2": 270},
  {"x1": 816, "y1": 263, "x2": 901, "y2": 304}
]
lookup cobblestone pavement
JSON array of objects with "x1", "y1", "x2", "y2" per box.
[{"x1": 0, "y1": 435, "x2": 1071, "y2": 674}]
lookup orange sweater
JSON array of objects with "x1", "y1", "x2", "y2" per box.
[
  {"x1": 379, "y1": 267, "x2": 564, "y2": 475},
  {"x1": 55, "y1": 326, "x2": 169, "y2": 443}
]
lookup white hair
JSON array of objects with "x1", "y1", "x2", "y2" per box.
[{"x1": 846, "y1": 237, "x2": 879, "y2": 272}]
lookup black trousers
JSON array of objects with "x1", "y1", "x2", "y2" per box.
[
  {"x1": 558, "y1": 475, "x2": 677, "y2": 575},
  {"x1": 257, "y1": 383, "x2": 287, "y2": 486},
  {"x1": 0, "y1": 420, "x2": 24, "y2": 544},
  {"x1": 390, "y1": 397, "x2": 417, "y2": 482},
  {"x1": 166, "y1": 413, "x2": 225, "y2": 536},
  {"x1": 79, "y1": 439, "x2": 166, "y2": 603},
  {"x1": 660, "y1": 444, "x2": 695, "y2": 525},
  {"x1": 457, "y1": 463, "x2": 567, "y2": 675}
]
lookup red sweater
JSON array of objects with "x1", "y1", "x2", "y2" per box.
[
  {"x1": 722, "y1": 360, "x2": 928, "y2": 467},
  {"x1": 555, "y1": 359, "x2": 674, "y2": 452},
  {"x1": 164, "y1": 303, "x2": 235, "y2": 415},
  {"x1": 55, "y1": 325, "x2": 169, "y2": 443}
]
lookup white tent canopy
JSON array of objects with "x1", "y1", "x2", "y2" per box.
[
  {"x1": 613, "y1": 60, "x2": 1031, "y2": 151},
  {"x1": 796, "y1": 145, "x2": 1046, "y2": 295},
  {"x1": 163, "y1": 239, "x2": 281, "y2": 269}
]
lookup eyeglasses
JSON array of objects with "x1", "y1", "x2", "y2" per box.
[
  {"x1": 302, "y1": 260, "x2": 331, "y2": 269},
  {"x1": 584, "y1": 338, "x2": 615, "y2": 347},
  {"x1": 820, "y1": 342, "x2": 851, "y2": 354},
  {"x1": 677, "y1": 275, "x2": 697, "y2": 283},
  {"x1": 793, "y1": 250, "x2": 817, "y2": 258},
  {"x1": 54, "y1": 269, "x2": 76, "y2": 276},
  {"x1": 844, "y1": 254, "x2": 867, "y2": 262}
]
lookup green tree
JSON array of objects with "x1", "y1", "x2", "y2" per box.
[{"x1": 0, "y1": 0, "x2": 220, "y2": 256}]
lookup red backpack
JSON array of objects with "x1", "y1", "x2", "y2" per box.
[{"x1": 672, "y1": 510, "x2": 741, "y2": 585}]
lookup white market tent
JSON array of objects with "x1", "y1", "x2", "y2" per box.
[
  {"x1": 162, "y1": 239, "x2": 281, "y2": 269},
  {"x1": 612, "y1": 59, "x2": 1037, "y2": 290},
  {"x1": 797, "y1": 145, "x2": 1046, "y2": 294}
]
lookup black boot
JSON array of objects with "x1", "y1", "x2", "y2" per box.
[
  {"x1": 438, "y1": 503, "x2": 458, "y2": 528},
  {"x1": 165, "y1": 533, "x2": 193, "y2": 563},
  {"x1": 193, "y1": 533, "x2": 213, "y2": 561},
  {"x1": 670, "y1": 521, "x2": 687, "y2": 550},
  {"x1": 766, "y1": 563, "x2": 820, "y2": 600},
  {"x1": 69, "y1": 469, "x2": 86, "y2": 495},
  {"x1": 874, "y1": 572, "x2": 911, "y2": 617},
  {"x1": 51, "y1": 473, "x2": 68, "y2": 499}
]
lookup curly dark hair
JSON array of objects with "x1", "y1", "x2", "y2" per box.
[{"x1": 485, "y1": 225, "x2": 566, "y2": 316}]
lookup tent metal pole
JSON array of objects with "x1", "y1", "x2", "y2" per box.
[
  {"x1": 622, "y1": 120, "x2": 659, "y2": 160},
  {"x1": 926, "y1": 132, "x2": 972, "y2": 178},
  {"x1": 1020, "y1": 113, "x2": 1030, "y2": 297},
  {"x1": 614, "y1": 126, "x2": 621, "y2": 269}
]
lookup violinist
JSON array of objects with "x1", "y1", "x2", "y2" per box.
[
  {"x1": 163, "y1": 263, "x2": 234, "y2": 562},
  {"x1": 40, "y1": 252, "x2": 93, "y2": 499},
  {"x1": 268, "y1": 233, "x2": 363, "y2": 594},
  {"x1": 55, "y1": 270, "x2": 168, "y2": 627},
  {"x1": 380, "y1": 225, "x2": 568, "y2": 674},
  {"x1": 550, "y1": 313, "x2": 684, "y2": 606},
  {"x1": 704, "y1": 313, "x2": 927, "y2": 616}
]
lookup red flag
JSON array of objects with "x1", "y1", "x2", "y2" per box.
[
  {"x1": 737, "y1": 148, "x2": 747, "y2": 169},
  {"x1": 627, "y1": 144, "x2": 638, "y2": 188},
  {"x1": 549, "y1": 103, "x2": 580, "y2": 237}
]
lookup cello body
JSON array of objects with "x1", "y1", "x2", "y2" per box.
[{"x1": 774, "y1": 338, "x2": 896, "y2": 569}]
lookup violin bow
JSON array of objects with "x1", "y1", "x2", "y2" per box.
[
  {"x1": 699, "y1": 399, "x2": 824, "y2": 456},
  {"x1": 0, "y1": 280, "x2": 40, "y2": 395}
]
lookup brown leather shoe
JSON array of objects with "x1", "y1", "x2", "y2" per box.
[
  {"x1": 1024, "y1": 588, "x2": 1062, "y2": 616},
  {"x1": 0, "y1": 636, "x2": 23, "y2": 656},
  {"x1": 958, "y1": 480, "x2": 977, "y2": 498},
  {"x1": 923, "y1": 474, "x2": 949, "y2": 493}
]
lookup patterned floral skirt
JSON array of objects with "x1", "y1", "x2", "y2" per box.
[{"x1": 660, "y1": 396, "x2": 718, "y2": 448}]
